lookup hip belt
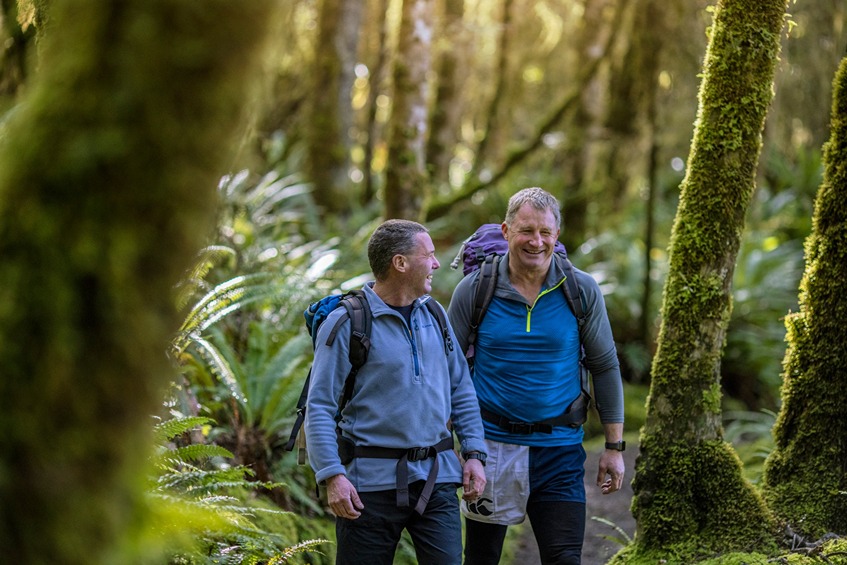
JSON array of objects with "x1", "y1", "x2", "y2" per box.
[
  {"x1": 337, "y1": 434, "x2": 454, "y2": 514},
  {"x1": 480, "y1": 389, "x2": 590, "y2": 434}
]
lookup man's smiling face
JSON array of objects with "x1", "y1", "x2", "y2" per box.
[{"x1": 502, "y1": 204, "x2": 560, "y2": 275}]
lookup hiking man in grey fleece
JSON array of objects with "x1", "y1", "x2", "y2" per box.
[{"x1": 305, "y1": 219, "x2": 487, "y2": 565}]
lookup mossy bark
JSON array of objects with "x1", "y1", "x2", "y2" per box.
[
  {"x1": 0, "y1": 1, "x2": 273, "y2": 563},
  {"x1": 760, "y1": 56, "x2": 847, "y2": 540},
  {"x1": 620, "y1": 0, "x2": 787, "y2": 561}
]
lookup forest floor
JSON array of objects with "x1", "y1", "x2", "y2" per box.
[{"x1": 509, "y1": 441, "x2": 638, "y2": 565}]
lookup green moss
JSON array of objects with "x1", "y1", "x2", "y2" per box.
[
  {"x1": 632, "y1": 440, "x2": 777, "y2": 553},
  {"x1": 701, "y1": 383, "x2": 722, "y2": 414},
  {"x1": 761, "y1": 54, "x2": 847, "y2": 539},
  {"x1": 0, "y1": 1, "x2": 275, "y2": 562}
]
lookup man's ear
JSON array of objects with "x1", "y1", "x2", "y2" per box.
[{"x1": 391, "y1": 253, "x2": 407, "y2": 273}]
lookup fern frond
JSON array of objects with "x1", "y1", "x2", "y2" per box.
[
  {"x1": 191, "y1": 245, "x2": 239, "y2": 281},
  {"x1": 175, "y1": 245, "x2": 239, "y2": 310},
  {"x1": 267, "y1": 539, "x2": 330, "y2": 564},
  {"x1": 187, "y1": 480, "x2": 284, "y2": 494},
  {"x1": 154, "y1": 416, "x2": 215, "y2": 443},
  {"x1": 189, "y1": 336, "x2": 246, "y2": 405},
  {"x1": 156, "y1": 466, "x2": 251, "y2": 492},
  {"x1": 173, "y1": 272, "x2": 277, "y2": 353},
  {"x1": 197, "y1": 495, "x2": 241, "y2": 504},
  {"x1": 168, "y1": 443, "x2": 234, "y2": 463},
  {"x1": 251, "y1": 181, "x2": 311, "y2": 222},
  {"x1": 590, "y1": 516, "x2": 633, "y2": 545}
]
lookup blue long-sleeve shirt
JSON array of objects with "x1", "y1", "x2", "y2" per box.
[
  {"x1": 447, "y1": 252, "x2": 623, "y2": 446},
  {"x1": 305, "y1": 283, "x2": 487, "y2": 491}
]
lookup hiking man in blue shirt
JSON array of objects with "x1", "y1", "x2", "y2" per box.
[
  {"x1": 306, "y1": 219, "x2": 488, "y2": 565},
  {"x1": 448, "y1": 188, "x2": 625, "y2": 565}
]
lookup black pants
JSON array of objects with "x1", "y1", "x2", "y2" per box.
[
  {"x1": 463, "y1": 500, "x2": 586, "y2": 565},
  {"x1": 335, "y1": 481, "x2": 462, "y2": 565}
]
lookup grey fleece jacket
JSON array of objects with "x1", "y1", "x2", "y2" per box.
[{"x1": 305, "y1": 282, "x2": 487, "y2": 492}]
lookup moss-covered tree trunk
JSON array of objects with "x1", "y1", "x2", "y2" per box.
[
  {"x1": 0, "y1": 1, "x2": 273, "y2": 563},
  {"x1": 617, "y1": 1, "x2": 787, "y2": 561},
  {"x1": 384, "y1": 0, "x2": 433, "y2": 221},
  {"x1": 760, "y1": 56, "x2": 847, "y2": 540}
]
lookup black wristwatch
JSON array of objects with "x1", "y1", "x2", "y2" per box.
[
  {"x1": 605, "y1": 441, "x2": 626, "y2": 452},
  {"x1": 463, "y1": 451, "x2": 487, "y2": 466}
]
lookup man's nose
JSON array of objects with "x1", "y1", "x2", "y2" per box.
[{"x1": 528, "y1": 232, "x2": 543, "y2": 246}]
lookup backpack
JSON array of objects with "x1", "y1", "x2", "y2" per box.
[
  {"x1": 450, "y1": 223, "x2": 591, "y2": 430},
  {"x1": 283, "y1": 289, "x2": 453, "y2": 459}
]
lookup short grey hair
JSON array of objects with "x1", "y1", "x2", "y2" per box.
[
  {"x1": 504, "y1": 187, "x2": 561, "y2": 228},
  {"x1": 367, "y1": 219, "x2": 429, "y2": 280}
]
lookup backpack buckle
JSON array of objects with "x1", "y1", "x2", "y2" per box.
[
  {"x1": 407, "y1": 446, "x2": 432, "y2": 462},
  {"x1": 507, "y1": 421, "x2": 535, "y2": 435}
]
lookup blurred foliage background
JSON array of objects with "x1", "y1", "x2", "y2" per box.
[
  {"x1": 157, "y1": 1, "x2": 837, "y2": 559},
  {"x1": 2, "y1": 0, "x2": 842, "y2": 561}
]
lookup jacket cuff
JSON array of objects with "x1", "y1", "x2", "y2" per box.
[
  {"x1": 460, "y1": 438, "x2": 488, "y2": 457},
  {"x1": 315, "y1": 464, "x2": 347, "y2": 484}
]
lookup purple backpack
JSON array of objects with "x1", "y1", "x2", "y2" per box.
[{"x1": 449, "y1": 223, "x2": 567, "y2": 275}]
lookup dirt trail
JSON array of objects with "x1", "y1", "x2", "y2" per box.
[{"x1": 510, "y1": 443, "x2": 638, "y2": 564}]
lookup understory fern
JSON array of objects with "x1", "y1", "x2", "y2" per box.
[{"x1": 148, "y1": 415, "x2": 329, "y2": 564}]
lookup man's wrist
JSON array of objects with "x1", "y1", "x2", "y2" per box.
[
  {"x1": 462, "y1": 451, "x2": 487, "y2": 466},
  {"x1": 604, "y1": 440, "x2": 626, "y2": 452}
]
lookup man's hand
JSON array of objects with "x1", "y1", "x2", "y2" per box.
[
  {"x1": 326, "y1": 474, "x2": 364, "y2": 519},
  {"x1": 462, "y1": 458, "x2": 486, "y2": 501},
  {"x1": 596, "y1": 449, "x2": 625, "y2": 495}
]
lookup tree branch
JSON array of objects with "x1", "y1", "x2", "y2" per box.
[{"x1": 424, "y1": 9, "x2": 618, "y2": 221}]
